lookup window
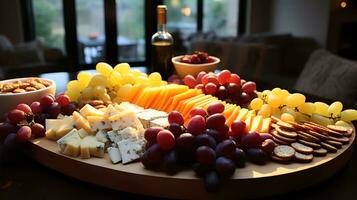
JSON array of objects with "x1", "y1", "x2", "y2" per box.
[
  {"x1": 204, "y1": 0, "x2": 239, "y2": 36},
  {"x1": 33, "y1": 0, "x2": 65, "y2": 51},
  {"x1": 116, "y1": 0, "x2": 145, "y2": 62},
  {"x1": 76, "y1": 0, "x2": 106, "y2": 64}
]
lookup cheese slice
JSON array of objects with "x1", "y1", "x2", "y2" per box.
[
  {"x1": 57, "y1": 129, "x2": 81, "y2": 157},
  {"x1": 117, "y1": 139, "x2": 145, "y2": 164},
  {"x1": 250, "y1": 115, "x2": 263, "y2": 132},
  {"x1": 226, "y1": 106, "x2": 241, "y2": 126},
  {"x1": 87, "y1": 115, "x2": 111, "y2": 132},
  {"x1": 45, "y1": 116, "x2": 76, "y2": 140},
  {"x1": 260, "y1": 118, "x2": 272, "y2": 133},
  {"x1": 79, "y1": 104, "x2": 104, "y2": 118},
  {"x1": 236, "y1": 108, "x2": 249, "y2": 121},
  {"x1": 165, "y1": 89, "x2": 200, "y2": 112},
  {"x1": 136, "y1": 109, "x2": 167, "y2": 128},
  {"x1": 109, "y1": 111, "x2": 141, "y2": 131},
  {"x1": 108, "y1": 147, "x2": 122, "y2": 164},
  {"x1": 95, "y1": 130, "x2": 109, "y2": 143},
  {"x1": 72, "y1": 111, "x2": 94, "y2": 135},
  {"x1": 81, "y1": 136, "x2": 105, "y2": 158},
  {"x1": 150, "y1": 117, "x2": 169, "y2": 128}
]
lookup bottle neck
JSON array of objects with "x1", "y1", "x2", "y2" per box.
[{"x1": 157, "y1": 24, "x2": 167, "y2": 32}]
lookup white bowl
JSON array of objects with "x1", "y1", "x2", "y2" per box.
[
  {"x1": 172, "y1": 55, "x2": 220, "y2": 78},
  {"x1": 0, "y1": 77, "x2": 56, "y2": 116}
]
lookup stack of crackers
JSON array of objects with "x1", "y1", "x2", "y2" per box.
[{"x1": 269, "y1": 116, "x2": 353, "y2": 163}]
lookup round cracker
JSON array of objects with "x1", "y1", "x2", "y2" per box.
[
  {"x1": 272, "y1": 136, "x2": 290, "y2": 145},
  {"x1": 276, "y1": 121, "x2": 295, "y2": 130},
  {"x1": 297, "y1": 139, "x2": 322, "y2": 149},
  {"x1": 274, "y1": 145, "x2": 295, "y2": 159},
  {"x1": 327, "y1": 136, "x2": 350, "y2": 144},
  {"x1": 320, "y1": 142, "x2": 338, "y2": 153},
  {"x1": 313, "y1": 148, "x2": 328, "y2": 156},
  {"x1": 327, "y1": 125, "x2": 348, "y2": 133},
  {"x1": 272, "y1": 130, "x2": 296, "y2": 143},
  {"x1": 291, "y1": 142, "x2": 313, "y2": 154},
  {"x1": 308, "y1": 130, "x2": 329, "y2": 140},
  {"x1": 297, "y1": 131, "x2": 321, "y2": 143},
  {"x1": 271, "y1": 154, "x2": 292, "y2": 162},
  {"x1": 324, "y1": 140, "x2": 342, "y2": 149},
  {"x1": 276, "y1": 126, "x2": 298, "y2": 138},
  {"x1": 294, "y1": 152, "x2": 313, "y2": 162}
]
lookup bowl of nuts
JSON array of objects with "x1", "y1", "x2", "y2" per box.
[
  {"x1": 0, "y1": 77, "x2": 56, "y2": 115},
  {"x1": 172, "y1": 51, "x2": 220, "y2": 78}
]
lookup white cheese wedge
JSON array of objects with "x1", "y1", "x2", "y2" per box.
[
  {"x1": 81, "y1": 136, "x2": 105, "y2": 158},
  {"x1": 72, "y1": 111, "x2": 94, "y2": 135},
  {"x1": 117, "y1": 139, "x2": 144, "y2": 164},
  {"x1": 104, "y1": 104, "x2": 121, "y2": 119},
  {"x1": 109, "y1": 111, "x2": 141, "y2": 131},
  {"x1": 57, "y1": 129, "x2": 81, "y2": 157},
  {"x1": 77, "y1": 128, "x2": 89, "y2": 139},
  {"x1": 95, "y1": 130, "x2": 109, "y2": 143},
  {"x1": 119, "y1": 102, "x2": 144, "y2": 114},
  {"x1": 118, "y1": 127, "x2": 138, "y2": 140},
  {"x1": 87, "y1": 115, "x2": 111, "y2": 132},
  {"x1": 45, "y1": 116, "x2": 76, "y2": 140},
  {"x1": 136, "y1": 109, "x2": 168, "y2": 128},
  {"x1": 107, "y1": 147, "x2": 122, "y2": 164},
  {"x1": 79, "y1": 139, "x2": 91, "y2": 159},
  {"x1": 79, "y1": 104, "x2": 104, "y2": 117},
  {"x1": 150, "y1": 117, "x2": 169, "y2": 128},
  {"x1": 107, "y1": 130, "x2": 122, "y2": 144}
]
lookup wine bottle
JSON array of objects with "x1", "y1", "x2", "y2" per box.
[{"x1": 151, "y1": 5, "x2": 174, "y2": 80}]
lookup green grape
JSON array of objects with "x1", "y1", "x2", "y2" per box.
[
  {"x1": 114, "y1": 63, "x2": 130, "y2": 74},
  {"x1": 130, "y1": 70, "x2": 142, "y2": 77},
  {"x1": 89, "y1": 74, "x2": 108, "y2": 87},
  {"x1": 77, "y1": 71, "x2": 92, "y2": 86},
  {"x1": 335, "y1": 120, "x2": 353, "y2": 129},
  {"x1": 121, "y1": 73, "x2": 135, "y2": 85},
  {"x1": 341, "y1": 109, "x2": 357, "y2": 122},
  {"x1": 281, "y1": 113, "x2": 295, "y2": 122},
  {"x1": 261, "y1": 90, "x2": 271, "y2": 102},
  {"x1": 116, "y1": 84, "x2": 133, "y2": 100},
  {"x1": 109, "y1": 71, "x2": 122, "y2": 86},
  {"x1": 297, "y1": 102, "x2": 315, "y2": 115},
  {"x1": 257, "y1": 104, "x2": 272, "y2": 118},
  {"x1": 310, "y1": 114, "x2": 333, "y2": 126},
  {"x1": 267, "y1": 94, "x2": 283, "y2": 108},
  {"x1": 148, "y1": 72, "x2": 162, "y2": 86},
  {"x1": 81, "y1": 87, "x2": 93, "y2": 100},
  {"x1": 96, "y1": 62, "x2": 113, "y2": 77},
  {"x1": 295, "y1": 112, "x2": 310, "y2": 123},
  {"x1": 135, "y1": 76, "x2": 149, "y2": 85},
  {"x1": 271, "y1": 107, "x2": 282, "y2": 118},
  {"x1": 67, "y1": 80, "x2": 80, "y2": 91},
  {"x1": 281, "y1": 106, "x2": 297, "y2": 118},
  {"x1": 65, "y1": 90, "x2": 80, "y2": 102},
  {"x1": 314, "y1": 102, "x2": 330, "y2": 117},
  {"x1": 286, "y1": 93, "x2": 306, "y2": 108},
  {"x1": 250, "y1": 98, "x2": 263, "y2": 110},
  {"x1": 328, "y1": 101, "x2": 343, "y2": 118},
  {"x1": 272, "y1": 88, "x2": 289, "y2": 99},
  {"x1": 93, "y1": 85, "x2": 107, "y2": 96}
]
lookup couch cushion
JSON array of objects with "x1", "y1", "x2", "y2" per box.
[{"x1": 295, "y1": 49, "x2": 357, "y2": 106}]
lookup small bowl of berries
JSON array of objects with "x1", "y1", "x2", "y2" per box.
[{"x1": 172, "y1": 51, "x2": 220, "y2": 78}]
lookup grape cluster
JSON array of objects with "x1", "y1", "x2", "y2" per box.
[
  {"x1": 141, "y1": 102, "x2": 275, "y2": 192},
  {"x1": 180, "y1": 51, "x2": 215, "y2": 64},
  {"x1": 182, "y1": 70, "x2": 257, "y2": 107},
  {"x1": 0, "y1": 94, "x2": 76, "y2": 149}
]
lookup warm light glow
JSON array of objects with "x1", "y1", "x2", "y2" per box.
[
  {"x1": 181, "y1": 6, "x2": 192, "y2": 16},
  {"x1": 340, "y1": 1, "x2": 347, "y2": 8},
  {"x1": 171, "y1": 0, "x2": 180, "y2": 7}
]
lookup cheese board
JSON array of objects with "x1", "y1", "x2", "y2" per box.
[{"x1": 26, "y1": 127, "x2": 355, "y2": 199}]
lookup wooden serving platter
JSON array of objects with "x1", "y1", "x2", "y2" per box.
[{"x1": 26, "y1": 130, "x2": 355, "y2": 200}]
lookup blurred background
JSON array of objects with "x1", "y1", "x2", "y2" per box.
[{"x1": 0, "y1": 0, "x2": 357, "y2": 105}]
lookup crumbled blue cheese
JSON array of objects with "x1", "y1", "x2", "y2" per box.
[
  {"x1": 117, "y1": 139, "x2": 145, "y2": 164},
  {"x1": 107, "y1": 147, "x2": 122, "y2": 164}
]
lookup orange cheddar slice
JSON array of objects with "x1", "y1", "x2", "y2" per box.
[
  {"x1": 260, "y1": 118, "x2": 272, "y2": 133},
  {"x1": 250, "y1": 115, "x2": 263, "y2": 132},
  {"x1": 226, "y1": 106, "x2": 241, "y2": 126},
  {"x1": 163, "y1": 89, "x2": 199, "y2": 112},
  {"x1": 124, "y1": 84, "x2": 146, "y2": 102},
  {"x1": 183, "y1": 96, "x2": 216, "y2": 119},
  {"x1": 222, "y1": 105, "x2": 236, "y2": 119},
  {"x1": 155, "y1": 85, "x2": 188, "y2": 111},
  {"x1": 177, "y1": 94, "x2": 204, "y2": 113},
  {"x1": 196, "y1": 97, "x2": 218, "y2": 109},
  {"x1": 134, "y1": 88, "x2": 149, "y2": 106},
  {"x1": 236, "y1": 108, "x2": 249, "y2": 121},
  {"x1": 144, "y1": 86, "x2": 164, "y2": 109},
  {"x1": 182, "y1": 95, "x2": 211, "y2": 117},
  {"x1": 150, "y1": 85, "x2": 170, "y2": 109},
  {"x1": 244, "y1": 110, "x2": 256, "y2": 131}
]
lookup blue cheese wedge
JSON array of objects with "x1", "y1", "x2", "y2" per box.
[
  {"x1": 57, "y1": 129, "x2": 81, "y2": 157},
  {"x1": 118, "y1": 127, "x2": 138, "y2": 140},
  {"x1": 117, "y1": 139, "x2": 145, "y2": 164},
  {"x1": 87, "y1": 115, "x2": 111, "y2": 132},
  {"x1": 107, "y1": 130, "x2": 122, "y2": 144},
  {"x1": 104, "y1": 104, "x2": 122, "y2": 119},
  {"x1": 95, "y1": 130, "x2": 109, "y2": 143},
  {"x1": 149, "y1": 117, "x2": 169, "y2": 128},
  {"x1": 107, "y1": 147, "x2": 122, "y2": 164},
  {"x1": 81, "y1": 136, "x2": 105, "y2": 158},
  {"x1": 108, "y1": 111, "x2": 141, "y2": 131},
  {"x1": 136, "y1": 109, "x2": 168, "y2": 128},
  {"x1": 77, "y1": 128, "x2": 89, "y2": 139},
  {"x1": 119, "y1": 102, "x2": 144, "y2": 114}
]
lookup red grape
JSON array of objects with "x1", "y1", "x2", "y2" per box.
[
  {"x1": 229, "y1": 74, "x2": 241, "y2": 85},
  {"x1": 16, "y1": 104, "x2": 32, "y2": 114},
  {"x1": 61, "y1": 103, "x2": 77, "y2": 115},
  {"x1": 227, "y1": 83, "x2": 241, "y2": 95},
  {"x1": 163, "y1": 150, "x2": 181, "y2": 175},
  {"x1": 56, "y1": 94, "x2": 70, "y2": 107},
  {"x1": 227, "y1": 148, "x2": 246, "y2": 168},
  {"x1": 195, "y1": 134, "x2": 217, "y2": 149},
  {"x1": 203, "y1": 129, "x2": 221, "y2": 143},
  {"x1": 218, "y1": 70, "x2": 231, "y2": 84},
  {"x1": 215, "y1": 139, "x2": 236, "y2": 157},
  {"x1": 144, "y1": 127, "x2": 163, "y2": 143},
  {"x1": 40, "y1": 95, "x2": 54, "y2": 107},
  {"x1": 195, "y1": 83, "x2": 204, "y2": 90},
  {"x1": 206, "y1": 75, "x2": 219, "y2": 85},
  {"x1": 0, "y1": 122, "x2": 16, "y2": 139},
  {"x1": 4, "y1": 133, "x2": 17, "y2": 149},
  {"x1": 204, "y1": 171, "x2": 221, "y2": 192},
  {"x1": 157, "y1": 130, "x2": 175, "y2": 150},
  {"x1": 239, "y1": 92, "x2": 251, "y2": 104},
  {"x1": 186, "y1": 115, "x2": 206, "y2": 135},
  {"x1": 204, "y1": 83, "x2": 217, "y2": 95},
  {"x1": 246, "y1": 147, "x2": 267, "y2": 165},
  {"x1": 215, "y1": 86, "x2": 228, "y2": 100},
  {"x1": 206, "y1": 114, "x2": 225, "y2": 129},
  {"x1": 175, "y1": 133, "x2": 195, "y2": 151},
  {"x1": 240, "y1": 79, "x2": 246, "y2": 85},
  {"x1": 16, "y1": 126, "x2": 32, "y2": 143},
  {"x1": 207, "y1": 102, "x2": 224, "y2": 115},
  {"x1": 259, "y1": 133, "x2": 273, "y2": 142},
  {"x1": 241, "y1": 131, "x2": 261, "y2": 148},
  {"x1": 230, "y1": 120, "x2": 246, "y2": 137},
  {"x1": 196, "y1": 71, "x2": 207, "y2": 84},
  {"x1": 201, "y1": 74, "x2": 210, "y2": 85},
  {"x1": 48, "y1": 102, "x2": 61, "y2": 118},
  {"x1": 141, "y1": 144, "x2": 164, "y2": 170},
  {"x1": 242, "y1": 81, "x2": 256, "y2": 93},
  {"x1": 168, "y1": 111, "x2": 184, "y2": 125},
  {"x1": 216, "y1": 124, "x2": 229, "y2": 138},
  {"x1": 34, "y1": 113, "x2": 49, "y2": 125},
  {"x1": 261, "y1": 139, "x2": 275, "y2": 154},
  {"x1": 189, "y1": 108, "x2": 207, "y2": 118},
  {"x1": 30, "y1": 101, "x2": 43, "y2": 114},
  {"x1": 215, "y1": 157, "x2": 236, "y2": 178},
  {"x1": 196, "y1": 146, "x2": 216, "y2": 166},
  {"x1": 168, "y1": 123, "x2": 183, "y2": 138},
  {"x1": 183, "y1": 75, "x2": 197, "y2": 89},
  {"x1": 31, "y1": 123, "x2": 45, "y2": 138},
  {"x1": 7, "y1": 109, "x2": 25, "y2": 124}
]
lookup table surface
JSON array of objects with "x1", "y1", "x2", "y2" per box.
[{"x1": 1, "y1": 69, "x2": 356, "y2": 200}]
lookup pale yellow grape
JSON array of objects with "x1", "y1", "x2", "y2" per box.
[
  {"x1": 297, "y1": 102, "x2": 315, "y2": 115},
  {"x1": 341, "y1": 109, "x2": 357, "y2": 122},
  {"x1": 280, "y1": 113, "x2": 295, "y2": 122},
  {"x1": 271, "y1": 107, "x2": 282, "y2": 118},
  {"x1": 93, "y1": 85, "x2": 107, "y2": 96},
  {"x1": 81, "y1": 87, "x2": 93, "y2": 100},
  {"x1": 160, "y1": 80, "x2": 168, "y2": 86},
  {"x1": 65, "y1": 90, "x2": 80, "y2": 102},
  {"x1": 280, "y1": 89, "x2": 290, "y2": 99},
  {"x1": 77, "y1": 71, "x2": 92, "y2": 86},
  {"x1": 148, "y1": 72, "x2": 162, "y2": 86},
  {"x1": 310, "y1": 114, "x2": 333, "y2": 126},
  {"x1": 130, "y1": 70, "x2": 142, "y2": 77},
  {"x1": 250, "y1": 98, "x2": 263, "y2": 110},
  {"x1": 114, "y1": 63, "x2": 130, "y2": 74},
  {"x1": 135, "y1": 76, "x2": 149, "y2": 85},
  {"x1": 261, "y1": 90, "x2": 271, "y2": 101},
  {"x1": 271, "y1": 88, "x2": 282, "y2": 96},
  {"x1": 295, "y1": 112, "x2": 310, "y2": 123},
  {"x1": 257, "y1": 104, "x2": 272, "y2": 118},
  {"x1": 99, "y1": 93, "x2": 111, "y2": 102},
  {"x1": 281, "y1": 106, "x2": 297, "y2": 118},
  {"x1": 286, "y1": 93, "x2": 306, "y2": 108},
  {"x1": 89, "y1": 74, "x2": 108, "y2": 87},
  {"x1": 96, "y1": 62, "x2": 113, "y2": 77},
  {"x1": 328, "y1": 101, "x2": 343, "y2": 118},
  {"x1": 121, "y1": 73, "x2": 135, "y2": 85},
  {"x1": 314, "y1": 102, "x2": 330, "y2": 117},
  {"x1": 108, "y1": 91, "x2": 117, "y2": 99},
  {"x1": 67, "y1": 80, "x2": 80, "y2": 91},
  {"x1": 140, "y1": 72, "x2": 148, "y2": 78},
  {"x1": 109, "y1": 71, "x2": 122, "y2": 86},
  {"x1": 116, "y1": 84, "x2": 133, "y2": 100},
  {"x1": 256, "y1": 91, "x2": 262, "y2": 99},
  {"x1": 267, "y1": 94, "x2": 283, "y2": 108}
]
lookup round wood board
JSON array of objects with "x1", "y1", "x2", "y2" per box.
[{"x1": 26, "y1": 129, "x2": 355, "y2": 200}]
